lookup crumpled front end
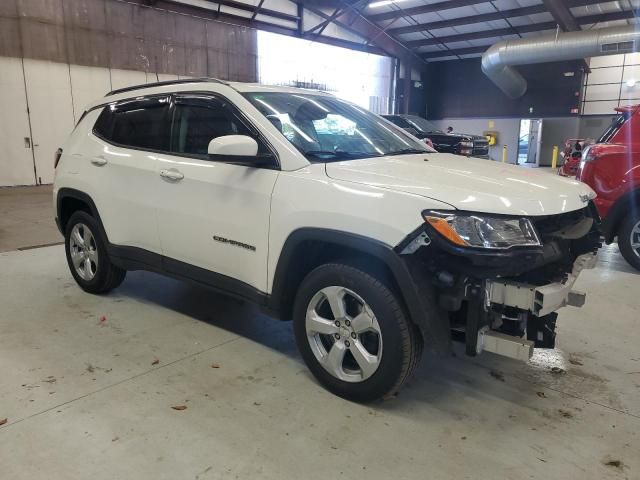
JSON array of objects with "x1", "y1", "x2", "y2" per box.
[{"x1": 396, "y1": 203, "x2": 602, "y2": 361}]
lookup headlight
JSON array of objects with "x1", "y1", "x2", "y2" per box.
[
  {"x1": 423, "y1": 211, "x2": 541, "y2": 249},
  {"x1": 459, "y1": 141, "x2": 473, "y2": 148}
]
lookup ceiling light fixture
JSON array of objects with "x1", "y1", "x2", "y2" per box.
[
  {"x1": 369, "y1": 0, "x2": 410, "y2": 8},
  {"x1": 626, "y1": 79, "x2": 637, "y2": 87}
]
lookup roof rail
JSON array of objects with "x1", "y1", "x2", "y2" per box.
[{"x1": 105, "y1": 77, "x2": 227, "y2": 97}]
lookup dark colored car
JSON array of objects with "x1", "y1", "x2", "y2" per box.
[
  {"x1": 382, "y1": 114, "x2": 489, "y2": 158},
  {"x1": 577, "y1": 105, "x2": 640, "y2": 270}
]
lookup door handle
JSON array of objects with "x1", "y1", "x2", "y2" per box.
[
  {"x1": 160, "y1": 169, "x2": 184, "y2": 181},
  {"x1": 91, "y1": 156, "x2": 108, "y2": 166}
]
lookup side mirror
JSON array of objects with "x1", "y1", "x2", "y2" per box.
[{"x1": 208, "y1": 135, "x2": 258, "y2": 157}]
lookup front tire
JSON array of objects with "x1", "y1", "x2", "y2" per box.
[
  {"x1": 618, "y1": 212, "x2": 640, "y2": 271},
  {"x1": 64, "y1": 211, "x2": 126, "y2": 293},
  {"x1": 293, "y1": 263, "x2": 422, "y2": 402}
]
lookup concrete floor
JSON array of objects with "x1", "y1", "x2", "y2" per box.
[
  {"x1": 0, "y1": 185, "x2": 61, "y2": 252},
  {"x1": 1, "y1": 187, "x2": 639, "y2": 480}
]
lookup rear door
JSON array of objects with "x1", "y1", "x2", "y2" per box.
[
  {"x1": 87, "y1": 95, "x2": 170, "y2": 254},
  {"x1": 154, "y1": 93, "x2": 279, "y2": 293}
]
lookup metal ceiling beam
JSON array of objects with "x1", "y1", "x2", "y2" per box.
[
  {"x1": 422, "y1": 46, "x2": 486, "y2": 59},
  {"x1": 543, "y1": 0, "x2": 581, "y2": 31},
  {"x1": 367, "y1": 0, "x2": 488, "y2": 23},
  {"x1": 201, "y1": 0, "x2": 299, "y2": 23},
  {"x1": 293, "y1": 1, "x2": 427, "y2": 67},
  {"x1": 405, "y1": 22, "x2": 557, "y2": 48},
  {"x1": 386, "y1": 0, "x2": 605, "y2": 36},
  {"x1": 388, "y1": 4, "x2": 546, "y2": 35},
  {"x1": 421, "y1": 9, "x2": 640, "y2": 60}
]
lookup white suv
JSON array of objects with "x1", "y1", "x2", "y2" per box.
[{"x1": 54, "y1": 79, "x2": 601, "y2": 401}]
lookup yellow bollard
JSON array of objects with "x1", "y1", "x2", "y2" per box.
[
  {"x1": 552, "y1": 145, "x2": 559, "y2": 169},
  {"x1": 502, "y1": 144, "x2": 507, "y2": 163}
]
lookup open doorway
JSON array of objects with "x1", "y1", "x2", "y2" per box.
[{"x1": 518, "y1": 119, "x2": 543, "y2": 165}]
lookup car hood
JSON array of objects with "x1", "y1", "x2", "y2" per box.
[{"x1": 325, "y1": 153, "x2": 595, "y2": 216}]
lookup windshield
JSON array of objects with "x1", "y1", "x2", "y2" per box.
[
  {"x1": 244, "y1": 92, "x2": 432, "y2": 161},
  {"x1": 403, "y1": 115, "x2": 442, "y2": 134},
  {"x1": 597, "y1": 112, "x2": 630, "y2": 143}
]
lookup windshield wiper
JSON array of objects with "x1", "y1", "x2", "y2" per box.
[
  {"x1": 305, "y1": 150, "x2": 381, "y2": 160},
  {"x1": 387, "y1": 148, "x2": 429, "y2": 156}
]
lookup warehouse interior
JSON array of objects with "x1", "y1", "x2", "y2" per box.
[{"x1": 1, "y1": 1, "x2": 639, "y2": 479}]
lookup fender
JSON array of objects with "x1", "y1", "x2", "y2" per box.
[
  {"x1": 55, "y1": 188, "x2": 106, "y2": 237},
  {"x1": 602, "y1": 188, "x2": 640, "y2": 243},
  {"x1": 269, "y1": 228, "x2": 452, "y2": 354}
]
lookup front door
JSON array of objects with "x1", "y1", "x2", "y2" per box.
[{"x1": 155, "y1": 93, "x2": 279, "y2": 293}]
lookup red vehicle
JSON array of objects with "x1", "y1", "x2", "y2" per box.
[
  {"x1": 559, "y1": 138, "x2": 593, "y2": 177},
  {"x1": 578, "y1": 105, "x2": 640, "y2": 270}
]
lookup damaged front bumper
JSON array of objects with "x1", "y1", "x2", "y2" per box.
[
  {"x1": 485, "y1": 252, "x2": 597, "y2": 317},
  {"x1": 397, "y1": 203, "x2": 602, "y2": 362}
]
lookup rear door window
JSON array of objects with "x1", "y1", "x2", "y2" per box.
[{"x1": 93, "y1": 96, "x2": 171, "y2": 152}]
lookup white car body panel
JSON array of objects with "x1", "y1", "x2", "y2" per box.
[
  {"x1": 266, "y1": 163, "x2": 452, "y2": 292},
  {"x1": 54, "y1": 109, "x2": 162, "y2": 253},
  {"x1": 326, "y1": 154, "x2": 595, "y2": 217},
  {"x1": 55, "y1": 80, "x2": 597, "y2": 298},
  {"x1": 153, "y1": 151, "x2": 278, "y2": 292}
]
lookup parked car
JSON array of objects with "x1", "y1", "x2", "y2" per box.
[
  {"x1": 54, "y1": 79, "x2": 600, "y2": 402},
  {"x1": 558, "y1": 138, "x2": 594, "y2": 177},
  {"x1": 382, "y1": 114, "x2": 489, "y2": 158},
  {"x1": 578, "y1": 105, "x2": 640, "y2": 270}
]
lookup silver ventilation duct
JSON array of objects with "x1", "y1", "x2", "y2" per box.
[{"x1": 481, "y1": 25, "x2": 640, "y2": 99}]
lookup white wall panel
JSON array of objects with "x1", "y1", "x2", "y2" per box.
[
  {"x1": 586, "y1": 67, "x2": 622, "y2": 85},
  {"x1": 69, "y1": 65, "x2": 112, "y2": 119},
  {"x1": 625, "y1": 52, "x2": 640, "y2": 65},
  {"x1": 583, "y1": 100, "x2": 619, "y2": 115},
  {"x1": 622, "y1": 64, "x2": 640, "y2": 82},
  {"x1": 584, "y1": 83, "x2": 621, "y2": 102},
  {"x1": 23, "y1": 59, "x2": 75, "y2": 185},
  {"x1": 589, "y1": 54, "x2": 625, "y2": 69},
  {"x1": 0, "y1": 57, "x2": 35, "y2": 186}
]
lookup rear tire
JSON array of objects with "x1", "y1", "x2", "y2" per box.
[
  {"x1": 618, "y1": 212, "x2": 640, "y2": 271},
  {"x1": 293, "y1": 263, "x2": 422, "y2": 402},
  {"x1": 64, "y1": 211, "x2": 126, "y2": 293}
]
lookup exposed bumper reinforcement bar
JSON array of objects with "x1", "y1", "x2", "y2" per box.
[
  {"x1": 485, "y1": 252, "x2": 597, "y2": 317},
  {"x1": 477, "y1": 327, "x2": 534, "y2": 361}
]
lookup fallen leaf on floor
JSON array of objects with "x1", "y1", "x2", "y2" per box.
[
  {"x1": 489, "y1": 370, "x2": 505, "y2": 381},
  {"x1": 536, "y1": 391, "x2": 546, "y2": 398},
  {"x1": 460, "y1": 436, "x2": 467, "y2": 440},
  {"x1": 99, "y1": 315, "x2": 107, "y2": 323},
  {"x1": 568, "y1": 358, "x2": 583, "y2": 366},
  {"x1": 86, "y1": 364, "x2": 95, "y2": 373},
  {"x1": 603, "y1": 458, "x2": 625, "y2": 471},
  {"x1": 151, "y1": 359, "x2": 159, "y2": 366},
  {"x1": 550, "y1": 367, "x2": 565, "y2": 374},
  {"x1": 112, "y1": 436, "x2": 119, "y2": 442},
  {"x1": 0, "y1": 418, "x2": 7, "y2": 426},
  {"x1": 211, "y1": 363, "x2": 220, "y2": 368},
  {"x1": 558, "y1": 409, "x2": 573, "y2": 418},
  {"x1": 171, "y1": 405, "x2": 187, "y2": 411},
  {"x1": 42, "y1": 378, "x2": 56, "y2": 383},
  {"x1": 253, "y1": 402, "x2": 261, "y2": 406}
]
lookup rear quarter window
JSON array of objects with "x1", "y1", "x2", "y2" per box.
[{"x1": 93, "y1": 96, "x2": 171, "y2": 152}]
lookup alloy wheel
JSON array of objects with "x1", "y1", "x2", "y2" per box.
[
  {"x1": 69, "y1": 223, "x2": 99, "y2": 281},
  {"x1": 631, "y1": 220, "x2": 640, "y2": 258},
  {"x1": 305, "y1": 286, "x2": 383, "y2": 383}
]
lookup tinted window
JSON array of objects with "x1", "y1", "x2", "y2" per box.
[
  {"x1": 244, "y1": 92, "x2": 431, "y2": 161},
  {"x1": 597, "y1": 112, "x2": 630, "y2": 143},
  {"x1": 93, "y1": 96, "x2": 170, "y2": 151},
  {"x1": 171, "y1": 96, "x2": 254, "y2": 157}
]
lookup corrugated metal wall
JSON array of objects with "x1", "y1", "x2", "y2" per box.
[{"x1": 0, "y1": 0, "x2": 258, "y2": 81}]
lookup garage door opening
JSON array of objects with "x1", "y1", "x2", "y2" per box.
[{"x1": 257, "y1": 31, "x2": 393, "y2": 114}]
